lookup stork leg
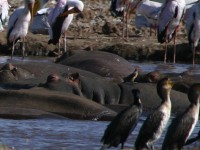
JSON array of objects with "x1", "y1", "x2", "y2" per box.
[
  {"x1": 192, "y1": 43, "x2": 195, "y2": 66},
  {"x1": 22, "y1": 37, "x2": 25, "y2": 59},
  {"x1": 11, "y1": 40, "x2": 15, "y2": 59},
  {"x1": 120, "y1": 143, "x2": 124, "y2": 150},
  {"x1": 64, "y1": 32, "x2": 67, "y2": 54},
  {"x1": 125, "y1": 10, "x2": 129, "y2": 40},
  {"x1": 122, "y1": 12, "x2": 126, "y2": 39},
  {"x1": 173, "y1": 27, "x2": 178, "y2": 64},
  {"x1": 58, "y1": 38, "x2": 61, "y2": 56},
  {"x1": 164, "y1": 40, "x2": 168, "y2": 64}
]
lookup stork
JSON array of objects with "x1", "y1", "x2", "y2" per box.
[
  {"x1": 0, "y1": 0, "x2": 10, "y2": 32},
  {"x1": 110, "y1": 0, "x2": 141, "y2": 40},
  {"x1": 6, "y1": 0, "x2": 36, "y2": 59},
  {"x1": 48, "y1": 0, "x2": 84, "y2": 56},
  {"x1": 157, "y1": 0, "x2": 186, "y2": 64},
  {"x1": 185, "y1": 1, "x2": 200, "y2": 65},
  {"x1": 136, "y1": 0, "x2": 163, "y2": 36}
]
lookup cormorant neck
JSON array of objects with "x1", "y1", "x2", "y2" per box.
[{"x1": 160, "y1": 89, "x2": 171, "y2": 103}]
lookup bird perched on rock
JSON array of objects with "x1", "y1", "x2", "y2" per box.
[
  {"x1": 100, "y1": 89, "x2": 142, "y2": 150},
  {"x1": 123, "y1": 68, "x2": 138, "y2": 82},
  {"x1": 157, "y1": 0, "x2": 186, "y2": 64},
  {"x1": 162, "y1": 83, "x2": 200, "y2": 150},
  {"x1": 7, "y1": 0, "x2": 36, "y2": 59},
  {"x1": 135, "y1": 77, "x2": 174, "y2": 150},
  {"x1": 48, "y1": 0, "x2": 84, "y2": 56},
  {"x1": 185, "y1": 1, "x2": 200, "y2": 65}
]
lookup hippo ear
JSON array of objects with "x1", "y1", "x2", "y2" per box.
[{"x1": 68, "y1": 73, "x2": 80, "y2": 82}]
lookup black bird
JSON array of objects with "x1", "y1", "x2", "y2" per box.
[
  {"x1": 135, "y1": 77, "x2": 174, "y2": 150},
  {"x1": 162, "y1": 83, "x2": 200, "y2": 150},
  {"x1": 100, "y1": 89, "x2": 142, "y2": 150}
]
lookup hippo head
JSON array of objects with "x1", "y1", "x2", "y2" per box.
[
  {"x1": 0, "y1": 63, "x2": 34, "y2": 82},
  {"x1": 66, "y1": 72, "x2": 81, "y2": 85}
]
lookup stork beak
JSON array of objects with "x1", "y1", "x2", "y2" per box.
[{"x1": 33, "y1": 0, "x2": 41, "y2": 16}]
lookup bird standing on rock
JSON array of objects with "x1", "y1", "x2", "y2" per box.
[
  {"x1": 162, "y1": 83, "x2": 200, "y2": 150},
  {"x1": 100, "y1": 89, "x2": 142, "y2": 150},
  {"x1": 157, "y1": 0, "x2": 186, "y2": 64},
  {"x1": 6, "y1": 0, "x2": 36, "y2": 59},
  {"x1": 48, "y1": 0, "x2": 84, "y2": 56},
  {"x1": 135, "y1": 77, "x2": 174, "y2": 150}
]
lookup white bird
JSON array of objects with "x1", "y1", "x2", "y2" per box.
[
  {"x1": 0, "y1": 0, "x2": 10, "y2": 32},
  {"x1": 110, "y1": 0, "x2": 141, "y2": 40},
  {"x1": 157, "y1": 0, "x2": 186, "y2": 64},
  {"x1": 7, "y1": 0, "x2": 36, "y2": 59},
  {"x1": 48, "y1": 0, "x2": 84, "y2": 56},
  {"x1": 185, "y1": 1, "x2": 200, "y2": 65},
  {"x1": 136, "y1": 0, "x2": 163, "y2": 36}
]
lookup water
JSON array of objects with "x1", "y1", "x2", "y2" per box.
[
  {"x1": 131, "y1": 60, "x2": 200, "y2": 75},
  {"x1": 0, "y1": 57, "x2": 199, "y2": 149},
  {"x1": 0, "y1": 117, "x2": 199, "y2": 150}
]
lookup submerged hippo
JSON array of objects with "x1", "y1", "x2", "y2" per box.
[{"x1": 0, "y1": 63, "x2": 34, "y2": 82}]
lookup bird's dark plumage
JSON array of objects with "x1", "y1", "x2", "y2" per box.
[
  {"x1": 162, "y1": 83, "x2": 200, "y2": 150},
  {"x1": 48, "y1": 5, "x2": 68, "y2": 45},
  {"x1": 100, "y1": 89, "x2": 142, "y2": 150},
  {"x1": 135, "y1": 77, "x2": 174, "y2": 150},
  {"x1": 110, "y1": 0, "x2": 124, "y2": 17}
]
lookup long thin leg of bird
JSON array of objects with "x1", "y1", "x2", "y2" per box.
[
  {"x1": 120, "y1": 143, "x2": 124, "y2": 150},
  {"x1": 22, "y1": 37, "x2": 25, "y2": 59},
  {"x1": 11, "y1": 40, "x2": 15, "y2": 59},
  {"x1": 64, "y1": 32, "x2": 67, "y2": 54},
  {"x1": 192, "y1": 43, "x2": 195, "y2": 65},
  {"x1": 58, "y1": 38, "x2": 61, "y2": 56},
  {"x1": 173, "y1": 27, "x2": 178, "y2": 64},
  {"x1": 126, "y1": 10, "x2": 129, "y2": 40},
  {"x1": 164, "y1": 40, "x2": 168, "y2": 64},
  {"x1": 122, "y1": 12, "x2": 125, "y2": 39}
]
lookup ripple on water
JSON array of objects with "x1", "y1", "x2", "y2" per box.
[
  {"x1": 131, "y1": 61, "x2": 200, "y2": 75},
  {"x1": 0, "y1": 117, "x2": 199, "y2": 149}
]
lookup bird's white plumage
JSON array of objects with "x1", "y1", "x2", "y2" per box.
[
  {"x1": 158, "y1": 0, "x2": 186, "y2": 40},
  {"x1": 0, "y1": 0, "x2": 10, "y2": 31},
  {"x1": 136, "y1": 0, "x2": 162, "y2": 28},
  {"x1": 7, "y1": 6, "x2": 31, "y2": 42}
]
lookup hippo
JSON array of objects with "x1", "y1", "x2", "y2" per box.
[
  {"x1": 0, "y1": 63, "x2": 34, "y2": 82},
  {"x1": 39, "y1": 73, "x2": 83, "y2": 97},
  {"x1": 66, "y1": 72, "x2": 121, "y2": 104}
]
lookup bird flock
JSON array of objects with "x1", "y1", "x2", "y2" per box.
[
  {"x1": 0, "y1": 0, "x2": 200, "y2": 149},
  {"x1": 0, "y1": 0, "x2": 84, "y2": 58},
  {"x1": 100, "y1": 77, "x2": 200, "y2": 150}
]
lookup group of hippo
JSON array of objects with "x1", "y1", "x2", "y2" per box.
[{"x1": 0, "y1": 50, "x2": 199, "y2": 120}]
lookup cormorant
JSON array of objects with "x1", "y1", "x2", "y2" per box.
[
  {"x1": 100, "y1": 89, "x2": 142, "y2": 150},
  {"x1": 162, "y1": 83, "x2": 200, "y2": 150},
  {"x1": 135, "y1": 77, "x2": 174, "y2": 150}
]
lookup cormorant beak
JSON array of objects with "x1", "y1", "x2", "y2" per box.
[
  {"x1": 170, "y1": 76, "x2": 183, "y2": 86},
  {"x1": 28, "y1": 2, "x2": 34, "y2": 22},
  {"x1": 33, "y1": 0, "x2": 41, "y2": 16}
]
